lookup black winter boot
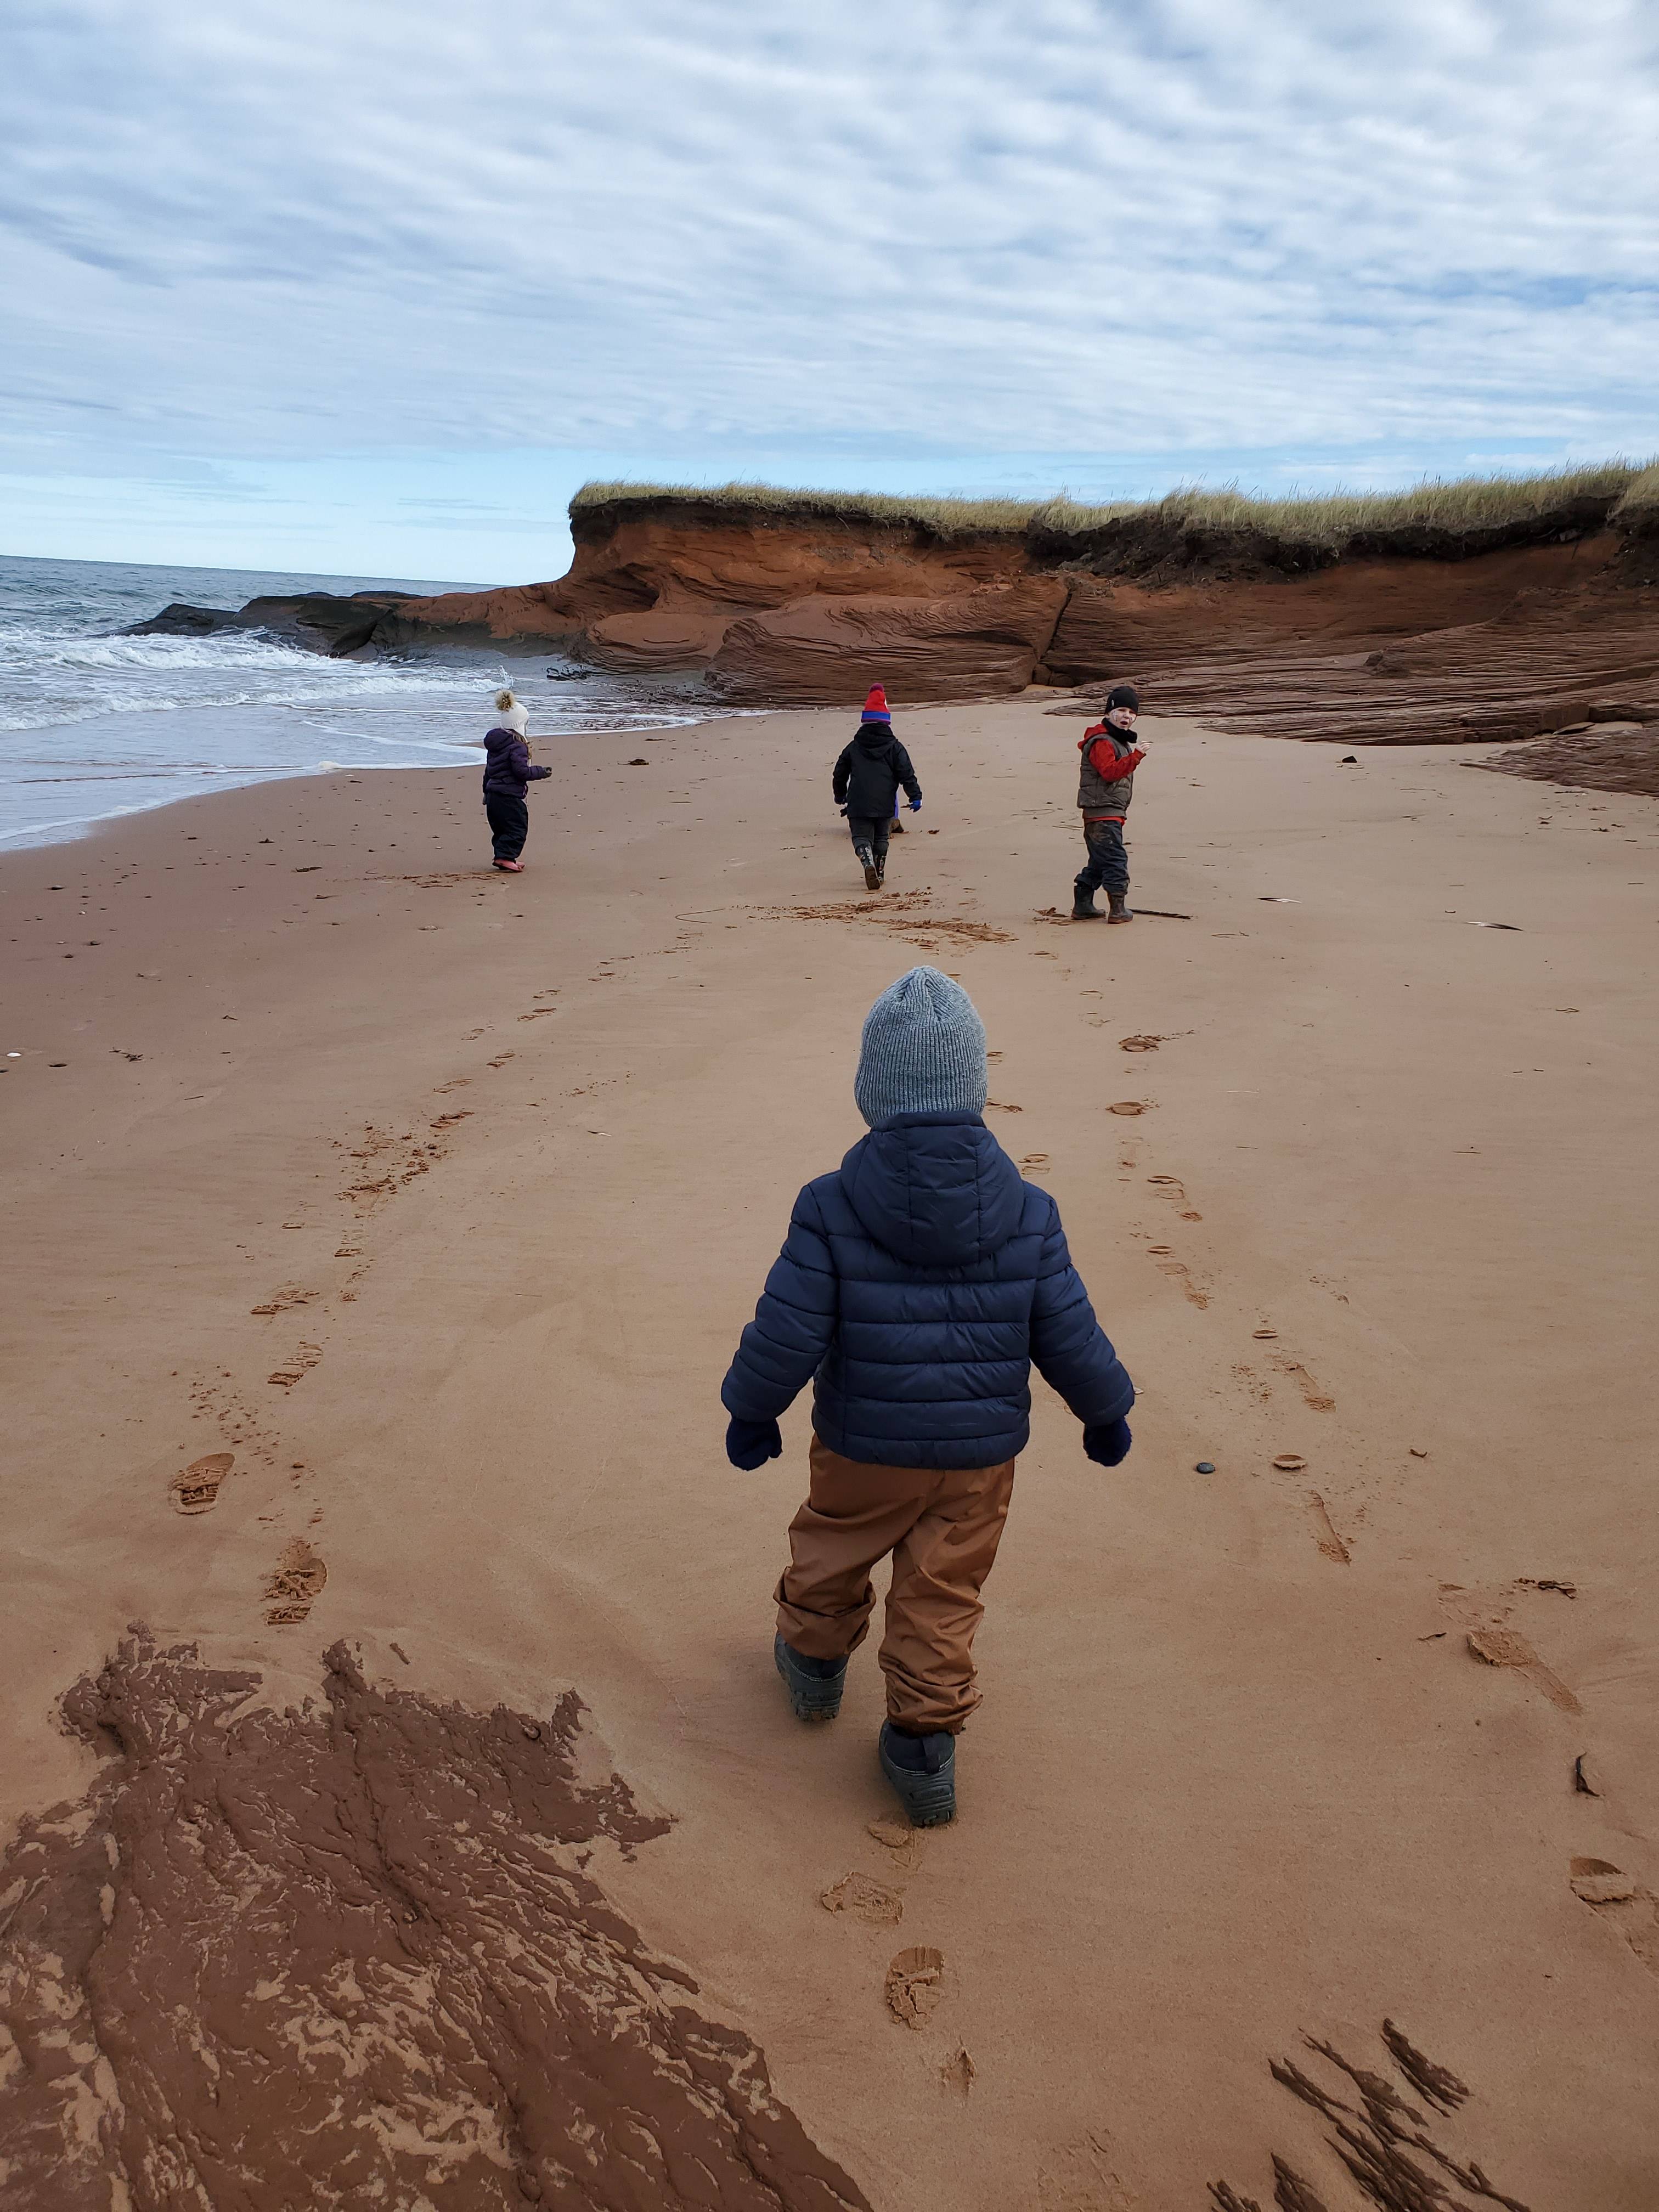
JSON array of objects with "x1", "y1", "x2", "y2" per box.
[
  {"x1": 1071, "y1": 884, "x2": 1104, "y2": 920},
  {"x1": 878, "y1": 1721, "x2": 956, "y2": 1826},
  {"x1": 1107, "y1": 890, "x2": 1133, "y2": 922},
  {"x1": 774, "y1": 1633, "x2": 847, "y2": 1722}
]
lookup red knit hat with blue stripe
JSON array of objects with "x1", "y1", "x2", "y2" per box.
[{"x1": 860, "y1": 684, "x2": 891, "y2": 724}]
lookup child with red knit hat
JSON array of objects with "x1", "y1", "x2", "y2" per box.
[{"x1": 833, "y1": 686, "x2": 921, "y2": 891}]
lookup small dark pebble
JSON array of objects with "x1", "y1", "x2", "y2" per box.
[
  {"x1": 1341, "y1": 755, "x2": 1358, "y2": 764},
  {"x1": 1195, "y1": 1460, "x2": 1216, "y2": 1474}
]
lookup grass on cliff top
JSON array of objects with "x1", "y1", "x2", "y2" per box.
[
  {"x1": 1612, "y1": 462, "x2": 1659, "y2": 519},
  {"x1": 573, "y1": 461, "x2": 1649, "y2": 549}
]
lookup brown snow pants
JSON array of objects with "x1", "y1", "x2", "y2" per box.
[{"x1": 775, "y1": 1436, "x2": 1017, "y2": 1734}]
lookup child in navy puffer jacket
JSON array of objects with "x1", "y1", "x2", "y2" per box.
[
  {"x1": 720, "y1": 966, "x2": 1134, "y2": 1826},
  {"x1": 481, "y1": 689, "x2": 550, "y2": 873}
]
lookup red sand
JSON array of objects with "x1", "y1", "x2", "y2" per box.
[{"x1": 2, "y1": 703, "x2": 1657, "y2": 2207}]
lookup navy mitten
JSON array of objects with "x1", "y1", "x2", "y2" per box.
[
  {"x1": 1084, "y1": 1418, "x2": 1132, "y2": 1468},
  {"x1": 726, "y1": 1416, "x2": 783, "y2": 1470}
]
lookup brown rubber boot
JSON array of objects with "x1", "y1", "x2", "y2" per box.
[{"x1": 1107, "y1": 891, "x2": 1133, "y2": 922}]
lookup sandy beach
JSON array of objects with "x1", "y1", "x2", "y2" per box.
[{"x1": 3, "y1": 699, "x2": 1657, "y2": 2208}]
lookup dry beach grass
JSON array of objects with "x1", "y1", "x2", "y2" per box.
[{"x1": 573, "y1": 458, "x2": 1652, "y2": 552}]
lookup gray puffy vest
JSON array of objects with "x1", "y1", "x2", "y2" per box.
[{"x1": 1077, "y1": 726, "x2": 1138, "y2": 816}]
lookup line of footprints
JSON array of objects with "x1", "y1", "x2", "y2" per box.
[{"x1": 162, "y1": 990, "x2": 565, "y2": 1626}]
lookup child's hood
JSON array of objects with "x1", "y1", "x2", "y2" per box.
[
  {"x1": 854, "y1": 724, "x2": 899, "y2": 754},
  {"x1": 1080, "y1": 721, "x2": 1129, "y2": 753},
  {"x1": 837, "y1": 1116, "x2": 1027, "y2": 1267}
]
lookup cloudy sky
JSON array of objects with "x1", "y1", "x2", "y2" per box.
[{"x1": 2, "y1": 0, "x2": 1655, "y2": 580}]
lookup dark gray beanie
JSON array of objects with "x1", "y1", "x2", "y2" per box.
[{"x1": 854, "y1": 967, "x2": 989, "y2": 1129}]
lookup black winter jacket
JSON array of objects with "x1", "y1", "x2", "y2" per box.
[
  {"x1": 833, "y1": 726, "x2": 921, "y2": 819},
  {"x1": 721, "y1": 1114, "x2": 1133, "y2": 1469},
  {"x1": 482, "y1": 728, "x2": 551, "y2": 797}
]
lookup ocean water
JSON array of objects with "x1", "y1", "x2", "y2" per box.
[{"x1": 0, "y1": 554, "x2": 705, "y2": 851}]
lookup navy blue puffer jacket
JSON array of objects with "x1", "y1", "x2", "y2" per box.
[{"x1": 721, "y1": 1114, "x2": 1133, "y2": 1469}]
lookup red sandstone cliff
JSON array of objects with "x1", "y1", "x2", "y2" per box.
[{"x1": 371, "y1": 487, "x2": 1659, "y2": 752}]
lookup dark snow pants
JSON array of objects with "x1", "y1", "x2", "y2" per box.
[
  {"x1": 1075, "y1": 815, "x2": 1128, "y2": 898},
  {"x1": 848, "y1": 815, "x2": 892, "y2": 873},
  {"x1": 484, "y1": 791, "x2": 529, "y2": 862}
]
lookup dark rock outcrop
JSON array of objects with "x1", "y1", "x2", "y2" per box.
[{"x1": 128, "y1": 591, "x2": 415, "y2": 657}]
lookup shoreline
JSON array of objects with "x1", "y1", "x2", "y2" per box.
[{"x1": 3, "y1": 701, "x2": 1657, "y2": 2207}]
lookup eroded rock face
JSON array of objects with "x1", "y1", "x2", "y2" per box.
[
  {"x1": 1043, "y1": 537, "x2": 1623, "y2": 684},
  {"x1": 708, "y1": 577, "x2": 1071, "y2": 703},
  {"x1": 1060, "y1": 577, "x2": 1659, "y2": 752},
  {"x1": 0, "y1": 1629, "x2": 869, "y2": 2212},
  {"x1": 1478, "y1": 718, "x2": 1659, "y2": 796},
  {"x1": 377, "y1": 505, "x2": 1032, "y2": 663}
]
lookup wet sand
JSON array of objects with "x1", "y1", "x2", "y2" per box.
[{"x1": 2, "y1": 702, "x2": 1657, "y2": 2207}]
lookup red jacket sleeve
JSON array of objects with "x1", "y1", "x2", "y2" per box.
[{"x1": 1085, "y1": 734, "x2": 1146, "y2": 782}]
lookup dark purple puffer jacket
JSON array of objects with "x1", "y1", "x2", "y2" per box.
[{"x1": 482, "y1": 728, "x2": 551, "y2": 796}]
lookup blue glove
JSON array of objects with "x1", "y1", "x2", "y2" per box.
[
  {"x1": 1084, "y1": 1418, "x2": 1132, "y2": 1468},
  {"x1": 726, "y1": 1416, "x2": 783, "y2": 1470},
  {"x1": 909, "y1": 799, "x2": 922, "y2": 812}
]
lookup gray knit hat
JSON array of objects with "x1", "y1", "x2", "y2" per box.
[{"x1": 854, "y1": 967, "x2": 989, "y2": 1129}]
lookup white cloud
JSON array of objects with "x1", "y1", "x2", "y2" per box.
[{"x1": 0, "y1": 0, "x2": 1654, "y2": 566}]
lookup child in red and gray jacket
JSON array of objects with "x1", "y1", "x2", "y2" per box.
[{"x1": 1071, "y1": 684, "x2": 1144, "y2": 922}]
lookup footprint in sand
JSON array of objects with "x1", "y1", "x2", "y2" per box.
[
  {"x1": 821, "y1": 1872, "x2": 904, "y2": 1926},
  {"x1": 1037, "y1": 2130, "x2": 1139, "y2": 2211},
  {"x1": 885, "y1": 1945, "x2": 945, "y2": 2030},
  {"x1": 939, "y1": 2045, "x2": 977, "y2": 2097},
  {"x1": 263, "y1": 1538, "x2": 328, "y2": 1626},
  {"x1": 1144, "y1": 1248, "x2": 1210, "y2": 1309},
  {"x1": 249, "y1": 1285, "x2": 318, "y2": 1317},
  {"x1": 267, "y1": 1342, "x2": 322, "y2": 1391},
  {"x1": 1465, "y1": 1625, "x2": 1582, "y2": 1713},
  {"x1": 867, "y1": 1816, "x2": 926, "y2": 1874},
  {"x1": 1570, "y1": 1858, "x2": 1659, "y2": 1975},
  {"x1": 1272, "y1": 1355, "x2": 1336, "y2": 1412},
  {"x1": 1147, "y1": 1173, "x2": 1201, "y2": 1221},
  {"x1": 1306, "y1": 1492, "x2": 1352, "y2": 1564},
  {"x1": 171, "y1": 1452, "x2": 234, "y2": 1516}
]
